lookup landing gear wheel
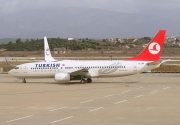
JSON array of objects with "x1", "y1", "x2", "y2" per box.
[
  {"x1": 81, "y1": 78, "x2": 87, "y2": 84},
  {"x1": 22, "y1": 78, "x2": 26, "y2": 83},
  {"x1": 87, "y1": 78, "x2": 92, "y2": 83}
]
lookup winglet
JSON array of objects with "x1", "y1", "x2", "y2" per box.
[
  {"x1": 44, "y1": 37, "x2": 56, "y2": 62},
  {"x1": 126, "y1": 30, "x2": 166, "y2": 61}
]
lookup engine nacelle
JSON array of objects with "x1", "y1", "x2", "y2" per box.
[{"x1": 54, "y1": 73, "x2": 70, "y2": 82}]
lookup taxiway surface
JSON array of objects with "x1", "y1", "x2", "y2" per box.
[{"x1": 0, "y1": 73, "x2": 180, "y2": 125}]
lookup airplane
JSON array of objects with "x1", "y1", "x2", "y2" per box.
[{"x1": 8, "y1": 30, "x2": 166, "y2": 83}]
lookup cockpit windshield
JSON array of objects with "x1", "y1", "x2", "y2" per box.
[{"x1": 14, "y1": 67, "x2": 19, "y2": 69}]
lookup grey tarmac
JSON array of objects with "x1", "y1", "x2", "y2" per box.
[{"x1": 0, "y1": 73, "x2": 180, "y2": 125}]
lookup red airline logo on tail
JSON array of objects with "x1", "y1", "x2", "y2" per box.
[
  {"x1": 126, "y1": 30, "x2": 166, "y2": 61},
  {"x1": 148, "y1": 42, "x2": 160, "y2": 55}
]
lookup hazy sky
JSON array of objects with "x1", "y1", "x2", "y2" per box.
[
  {"x1": 1, "y1": 0, "x2": 180, "y2": 14},
  {"x1": 0, "y1": 0, "x2": 180, "y2": 38}
]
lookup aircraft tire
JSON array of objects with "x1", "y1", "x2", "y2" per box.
[
  {"x1": 87, "y1": 78, "x2": 92, "y2": 83},
  {"x1": 81, "y1": 79, "x2": 87, "y2": 84}
]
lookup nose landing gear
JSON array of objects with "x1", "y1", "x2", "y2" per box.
[
  {"x1": 81, "y1": 78, "x2": 87, "y2": 84},
  {"x1": 22, "y1": 78, "x2": 26, "y2": 83}
]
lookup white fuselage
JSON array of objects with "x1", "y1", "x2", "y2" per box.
[{"x1": 8, "y1": 60, "x2": 160, "y2": 78}]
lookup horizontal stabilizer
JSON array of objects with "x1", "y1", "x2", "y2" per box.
[
  {"x1": 160, "y1": 59, "x2": 180, "y2": 66},
  {"x1": 147, "y1": 61, "x2": 161, "y2": 66}
]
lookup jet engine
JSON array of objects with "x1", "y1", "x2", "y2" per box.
[{"x1": 54, "y1": 73, "x2": 70, "y2": 82}]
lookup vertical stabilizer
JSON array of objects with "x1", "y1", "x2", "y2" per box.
[
  {"x1": 44, "y1": 37, "x2": 56, "y2": 62},
  {"x1": 126, "y1": 30, "x2": 166, "y2": 61}
]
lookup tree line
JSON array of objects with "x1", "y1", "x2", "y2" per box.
[
  {"x1": 0, "y1": 37, "x2": 177, "y2": 51},
  {"x1": 0, "y1": 38, "x2": 108, "y2": 51}
]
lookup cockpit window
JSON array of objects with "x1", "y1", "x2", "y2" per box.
[{"x1": 14, "y1": 67, "x2": 19, "y2": 69}]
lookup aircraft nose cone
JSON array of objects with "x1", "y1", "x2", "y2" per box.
[{"x1": 8, "y1": 69, "x2": 13, "y2": 76}]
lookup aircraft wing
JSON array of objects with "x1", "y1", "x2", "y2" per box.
[
  {"x1": 70, "y1": 68, "x2": 89, "y2": 76},
  {"x1": 69, "y1": 68, "x2": 99, "y2": 78}
]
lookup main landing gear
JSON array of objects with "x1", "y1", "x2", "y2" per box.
[{"x1": 81, "y1": 78, "x2": 92, "y2": 84}]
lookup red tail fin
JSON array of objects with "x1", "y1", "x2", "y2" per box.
[{"x1": 126, "y1": 30, "x2": 166, "y2": 61}]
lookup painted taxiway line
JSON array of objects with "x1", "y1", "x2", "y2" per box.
[
  {"x1": 114, "y1": 100, "x2": 127, "y2": 104},
  {"x1": 163, "y1": 87, "x2": 170, "y2": 90},
  {"x1": 150, "y1": 90, "x2": 158, "y2": 94},
  {"x1": 6, "y1": 115, "x2": 33, "y2": 123},
  {"x1": 49, "y1": 106, "x2": 67, "y2": 112},
  {"x1": 88, "y1": 107, "x2": 104, "y2": 112},
  {"x1": 136, "y1": 86, "x2": 143, "y2": 89},
  {"x1": 80, "y1": 100, "x2": 94, "y2": 104},
  {"x1": 134, "y1": 95, "x2": 144, "y2": 98},
  {"x1": 103, "y1": 94, "x2": 114, "y2": 98},
  {"x1": 51, "y1": 116, "x2": 74, "y2": 124},
  {"x1": 121, "y1": 90, "x2": 131, "y2": 94},
  {"x1": 144, "y1": 107, "x2": 154, "y2": 111}
]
